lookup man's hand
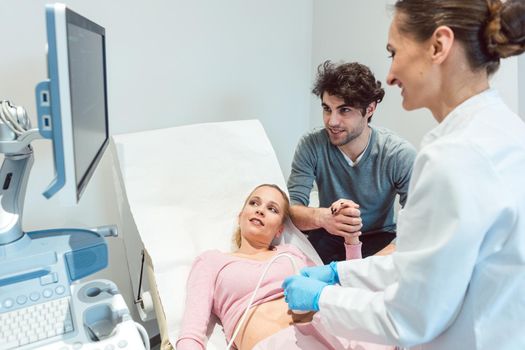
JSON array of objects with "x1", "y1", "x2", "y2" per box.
[
  {"x1": 318, "y1": 199, "x2": 362, "y2": 240},
  {"x1": 375, "y1": 243, "x2": 396, "y2": 256}
]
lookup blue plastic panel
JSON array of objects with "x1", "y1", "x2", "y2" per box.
[
  {"x1": 65, "y1": 244, "x2": 108, "y2": 281},
  {"x1": 35, "y1": 6, "x2": 67, "y2": 200}
]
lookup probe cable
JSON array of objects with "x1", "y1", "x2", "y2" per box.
[{"x1": 226, "y1": 252, "x2": 299, "y2": 350}]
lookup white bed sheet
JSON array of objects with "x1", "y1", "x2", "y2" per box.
[{"x1": 112, "y1": 120, "x2": 321, "y2": 349}]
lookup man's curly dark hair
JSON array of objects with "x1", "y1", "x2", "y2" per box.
[{"x1": 312, "y1": 61, "x2": 385, "y2": 121}]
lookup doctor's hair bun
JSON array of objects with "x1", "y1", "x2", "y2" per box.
[
  {"x1": 485, "y1": 0, "x2": 525, "y2": 59},
  {"x1": 394, "y1": 0, "x2": 524, "y2": 75}
]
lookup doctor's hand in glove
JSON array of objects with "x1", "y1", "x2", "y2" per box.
[
  {"x1": 300, "y1": 261, "x2": 340, "y2": 285},
  {"x1": 282, "y1": 275, "x2": 329, "y2": 312}
]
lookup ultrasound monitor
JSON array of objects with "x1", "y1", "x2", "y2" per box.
[{"x1": 36, "y1": 3, "x2": 109, "y2": 205}]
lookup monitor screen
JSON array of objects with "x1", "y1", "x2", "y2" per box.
[
  {"x1": 36, "y1": 4, "x2": 109, "y2": 205},
  {"x1": 67, "y1": 16, "x2": 108, "y2": 195}
]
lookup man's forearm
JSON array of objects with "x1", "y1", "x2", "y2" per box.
[
  {"x1": 375, "y1": 243, "x2": 396, "y2": 256},
  {"x1": 290, "y1": 205, "x2": 324, "y2": 231}
]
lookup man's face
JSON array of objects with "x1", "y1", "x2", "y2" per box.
[{"x1": 322, "y1": 93, "x2": 369, "y2": 147}]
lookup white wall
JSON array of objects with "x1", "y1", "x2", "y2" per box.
[
  {"x1": 0, "y1": 0, "x2": 313, "y2": 177},
  {"x1": 310, "y1": 0, "x2": 519, "y2": 149},
  {"x1": 0, "y1": 0, "x2": 313, "y2": 339}
]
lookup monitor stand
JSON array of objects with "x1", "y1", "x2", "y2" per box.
[
  {"x1": 0, "y1": 102, "x2": 115, "y2": 284},
  {"x1": 0, "y1": 146, "x2": 34, "y2": 245}
]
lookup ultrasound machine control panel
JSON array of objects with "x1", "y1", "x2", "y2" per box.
[{"x1": 0, "y1": 229, "x2": 147, "y2": 350}]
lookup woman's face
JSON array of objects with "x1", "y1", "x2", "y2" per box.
[
  {"x1": 239, "y1": 186, "x2": 286, "y2": 247},
  {"x1": 386, "y1": 13, "x2": 439, "y2": 111}
]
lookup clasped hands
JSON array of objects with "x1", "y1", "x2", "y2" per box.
[
  {"x1": 282, "y1": 199, "x2": 360, "y2": 311},
  {"x1": 322, "y1": 199, "x2": 362, "y2": 243},
  {"x1": 282, "y1": 261, "x2": 340, "y2": 312}
]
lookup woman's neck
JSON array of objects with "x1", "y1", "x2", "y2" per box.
[
  {"x1": 236, "y1": 242, "x2": 273, "y2": 255},
  {"x1": 430, "y1": 50, "x2": 490, "y2": 122},
  {"x1": 433, "y1": 78, "x2": 489, "y2": 122}
]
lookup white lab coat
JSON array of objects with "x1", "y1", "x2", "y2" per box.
[{"x1": 318, "y1": 89, "x2": 525, "y2": 349}]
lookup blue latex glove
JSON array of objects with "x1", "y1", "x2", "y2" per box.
[
  {"x1": 300, "y1": 261, "x2": 340, "y2": 284},
  {"x1": 282, "y1": 275, "x2": 329, "y2": 311}
]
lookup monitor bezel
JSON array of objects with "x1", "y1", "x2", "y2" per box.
[{"x1": 44, "y1": 3, "x2": 109, "y2": 205}]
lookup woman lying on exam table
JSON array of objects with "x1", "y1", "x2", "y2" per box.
[{"x1": 176, "y1": 184, "x2": 394, "y2": 350}]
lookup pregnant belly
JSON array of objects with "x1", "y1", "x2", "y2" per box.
[{"x1": 233, "y1": 297, "x2": 314, "y2": 350}]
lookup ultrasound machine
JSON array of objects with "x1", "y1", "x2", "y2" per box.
[{"x1": 0, "y1": 3, "x2": 148, "y2": 349}]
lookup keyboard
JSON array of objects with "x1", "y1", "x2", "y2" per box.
[{"x1": 0, "y1": 296, "x2": 74, "y2": 349}]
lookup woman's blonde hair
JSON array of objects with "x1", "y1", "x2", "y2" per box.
[{"x1": 233, "y1": 184, "x2": 291, "y2": 249}]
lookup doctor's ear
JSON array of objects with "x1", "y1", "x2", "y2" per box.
[{"x1": 431, "y1": 25, "x2": 454, "y2": 64}]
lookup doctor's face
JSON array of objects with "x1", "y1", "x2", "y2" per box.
[
  {"x1": 386, "y1": 13, "x2": 437, "y2": 111},
  {"x1": 322, "y1": 93, "x2": 369, "y2": 147},
  {"x1": 239, "y1": 186, "x2": 286, "y2": 246}
]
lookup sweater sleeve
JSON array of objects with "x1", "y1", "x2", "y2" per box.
[
  {"x1": 176, "y1": 252, "x2": 217, "y2": 350},
  {"x1": 287, "y1": 133, "x2": 318, "y2": 206},
  {"x1": 344, "y1": 242, "x2": 362, "y2": 260},
  {"x1": 391, "y1": 141, "x2": 417, "y2": 207}
]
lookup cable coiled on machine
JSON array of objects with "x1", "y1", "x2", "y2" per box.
[{"x1": 0, "y1": 100, "x2": 30, "y2": 137}]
